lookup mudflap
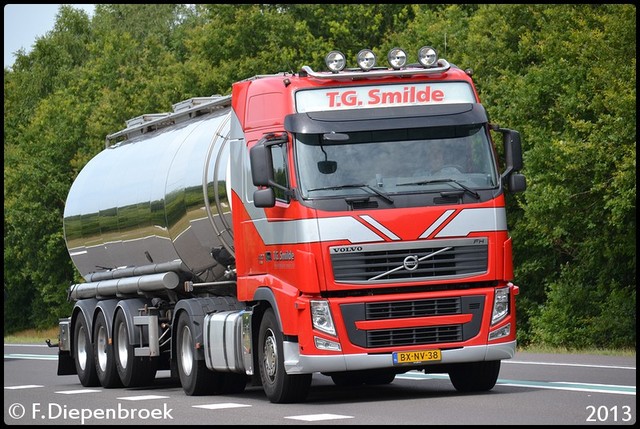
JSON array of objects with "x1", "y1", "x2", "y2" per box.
[{"x1": 57, "y1": 350, "x2": 77, "y2": 376}]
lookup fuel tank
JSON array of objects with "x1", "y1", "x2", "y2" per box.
[{"x1": 63, "y1": 97, "x2": 235, "y2": 283}]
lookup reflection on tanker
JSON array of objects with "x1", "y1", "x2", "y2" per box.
[{"x1": 63, "y1": 107, "x2": 233, "y2": 283}]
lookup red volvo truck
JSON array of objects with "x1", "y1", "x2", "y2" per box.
[{"x1": 55, "y1": 46, "x2": 526, "y2": 403}]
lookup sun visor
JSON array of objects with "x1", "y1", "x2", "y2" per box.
[{"x1": 284, "y1": 103, "x2": 487, "y2": 134}]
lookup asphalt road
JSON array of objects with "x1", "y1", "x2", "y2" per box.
[{"x1": 4, "y1": 344, "x2": 636, "y2": 425}]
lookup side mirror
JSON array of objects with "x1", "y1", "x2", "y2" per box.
[
  {"x1": 494, "y1": 126, "x2": 526, "y2": 193},
  {"x1": 508, "y1": 172, "x2": 527, "y2": 193},
  {"x1": 253, "y1": 188, "x2": 276, "y2": 208},
  {"x1": 249, "y1": 143, "x2": 274, "y2": 187},
  {"x1": 249, "y1": 132, "x2": 290, "y2": 208},
  {"x1": 504, "y1": 129, "x2": 523, "y2": 172}
]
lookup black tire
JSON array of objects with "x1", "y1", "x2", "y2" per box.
[
  {"x1": 448, "y1": 360, "x2": 501, "y2": 392},
  {"x1": 93, "y1": 311, "x2": 122, "y2": 388},
  {"x1": 258, "y1": 309, "x2": 311, "y2": 403},
  {"x1": 113, "y1": 309, "x2": 157, "y2": 387},
  {"x1": 73, "y1": 314, "x2": 99, "y2": 387},
  {"x1": 175, "y1": 311, "x2": 224, "y2": 396}
]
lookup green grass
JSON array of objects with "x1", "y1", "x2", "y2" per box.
[
  {"x1": 517, "y1": 344, "x2": 636, "y2": 357},
  {"x1": 4, "y1": 327, "x2": 60, "y2": 345}
]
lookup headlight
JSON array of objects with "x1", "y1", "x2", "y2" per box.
[
  {"x1": 356, "y1": 49, "x2": 376, "y2": 71},
  {"x1": 387, "y1": 47, "x2": 407, "y2": 69},
  {"x1": 325, "y1": 50, "x2": 346, "y2": 72},
  {"x1": 491, "y1": 287, "x2": 510, "y2": 325},
  {"x1": 311, "y1": 300, "x2": 336, "y2": 336},
  {"x1": 418, "y1": 46, "x2": 438, "y2": 67}
]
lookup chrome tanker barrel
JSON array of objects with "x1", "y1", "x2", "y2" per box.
[{"x1": 63, "y1": 96, "x2": 235, "y2": 298}]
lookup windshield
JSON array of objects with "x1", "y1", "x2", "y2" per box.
[{"x1": 295, "y1": 125, "x2": 498, "y2": 200}]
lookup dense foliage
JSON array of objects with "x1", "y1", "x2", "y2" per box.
[{"x1": 4, "y1": 4, "x2": 635, "y2": 349}]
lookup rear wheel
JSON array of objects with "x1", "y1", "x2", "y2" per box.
[
  {"x1": 73, "y1": 314, "x2": 99, "y2": 387},
  {"x1": 113, "y1": 309, "x2": 157, "y2": 387},
  {"x1": 93, "y1": 311, "x2": 122, "y2": 387},
  {"x1": 258, "y1": 309, "x2": 311, "y2": 403},
  {"x1": 448, "y1": 360, "x2": 501, "y2": 392}
]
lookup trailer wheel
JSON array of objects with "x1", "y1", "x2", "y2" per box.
[
  {"x1": 176, "y1": 311, "x2": 224, "y2": 396},
  {"x1": 258, "y1": 309, "x2": 311, "y2": 403},
  {"x1": 73, "y1": 314, "x2": 99, "y2": 387},
  {"x1": 113, "y1": 309, "x2": 157, "y2": 387},
  {"x1": 448, "y1": 360, "x2": 500, "y2": 392},
  {"x1": 93, "y1": 311, "x2": 122, "y2": 387}
]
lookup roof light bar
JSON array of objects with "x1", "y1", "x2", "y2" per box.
[{"x1": 312, "y1": 45, "x2": 451, "y2": 78}]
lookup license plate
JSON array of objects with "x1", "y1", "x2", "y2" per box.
[{"x1": 393, "y1": 349, "x2": 441, "y2": 364}]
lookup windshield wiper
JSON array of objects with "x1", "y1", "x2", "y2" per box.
[
  {"x1": 307, "y1": 183, "x2": 394, "y2": 204},
  {"x1": 397, "y1": 178, "x2": 480, "y2": 199}
]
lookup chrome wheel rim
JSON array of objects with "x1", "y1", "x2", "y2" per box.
[
  {"x1": 180, "y1": 325, "x2": 193, "y2": 376},
  {"x1": 96, "y1": 325, "x2": 108, "y2": 372},
  {"x1": 263, "y1": 329, "x2": 277, "y2": 382},
  {"x1": 116, "y1": 321, "x2": 128, "y2": 369},
  {"x1": 77, "y1": 325, "x2": 88, "y2": 371}
]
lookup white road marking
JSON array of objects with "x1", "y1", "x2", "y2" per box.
[
  {"x1": 4, "y1": 353, "x2": 57, "y2": 360},
  {"x1": 505, "y1": 360, "x2": 635, "y2": 370},
  {"x1": 117, "y1": 395, "x2": 170, "y2": 401},
  {"x1": 4, "y1": 384, "x2": 43, "y2": 389},
  {"x1": 192, "y1": 403, "x2": 252, "y2": 410},
  {"x1": 285, "y1": 413, "x2": 354, "y2": 421},
  {"x1": 55, "y1": 389, "x2": 102, "y2": 394}
]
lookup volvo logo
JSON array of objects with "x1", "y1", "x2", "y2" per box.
[
  {"x1": 403, "y1": 255, "x2": 419, "y2": 271},
  {"x1": 331, "y1": 246, "x2": 363, "y2": 254}
]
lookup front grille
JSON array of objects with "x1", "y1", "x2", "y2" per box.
[
  {"x1": 331, "y1": 238, "x2": 488, "y2": 284},
  {"x1": 365, "y1": 298, "x2": 462, "y2": 346},
  {"x1": 340, "y1": 295, "x2": 484, "y2": 349},
  {"x1": 366, "y1": 297, "x2": 461, "y2": 319},
  {"x1": 368, "y1": 325, "x2": 462, "y2": 347}
]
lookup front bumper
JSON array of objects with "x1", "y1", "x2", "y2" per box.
[{"x1": 283, "y1": 340, "x2": 516, "y2": 374}]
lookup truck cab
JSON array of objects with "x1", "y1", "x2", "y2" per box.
[{"x1": 234, "y1": 47, "x2": 525, "y2": 400}]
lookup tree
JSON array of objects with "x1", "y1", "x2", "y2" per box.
[{"x1": 462, "y1": 4, "x2": 636, "y2": 348}]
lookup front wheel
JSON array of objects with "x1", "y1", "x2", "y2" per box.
[
  {"x1": 448, "y1": 360, "x2": 501, "y2": 392},
  {"x1": 258, "y1": 309, "x2": 311, "y2": 403}
]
